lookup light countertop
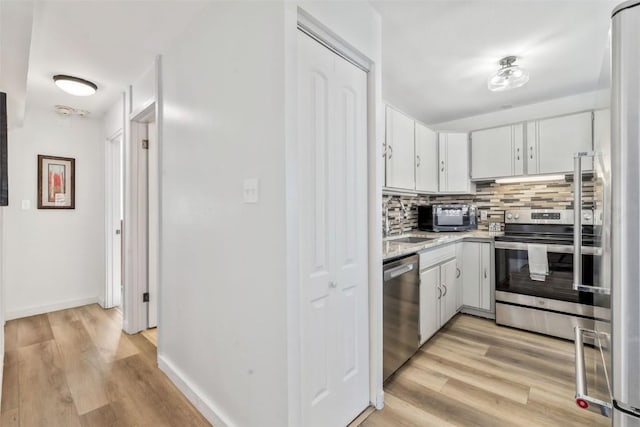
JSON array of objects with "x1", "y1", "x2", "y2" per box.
[{"x1": 383, "y1": 230, "x2": 503, "y2": 261}]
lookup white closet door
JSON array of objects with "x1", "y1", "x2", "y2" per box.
[{"x1": 298, "y1": 31, "x2": 369, "y2": 427}]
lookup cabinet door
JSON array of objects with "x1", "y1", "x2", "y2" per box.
[
  {"x1": 439, "y1": 132, "x2": 470, "y2": 192},
  {"x1": 386, "y1": 106, "x2": 415, "y2": 189},
  {"x1": 420, "y1": 266, "x2": 440, "y2": 344},
  {"x1": 461, "y1": 242, "x2": 481, "y2": 308},
  {"x1": 526, "y1": 121, "x2": 540, "y2": 174},
  {"x1": 455, "y1": 243, "x2": 464, "y2": 311},
  {"x1": 536, "y1": 112, "x2": 593, "y2": 174},
  {"x1": 479, "y1": 243, "x2": 492, "y2": 311},
  {"x1": 471, "y1": 125, "x2": 515, "y2": 179},
  {"x1": 512, "y1": 124, "x2": 524, "y2": 176},
  {"x1": 415, "y1": 123, "x2": 438, "y2": 192},
  {"x1": 440, "y1": 258, "x2": 458, "y2": 326}
]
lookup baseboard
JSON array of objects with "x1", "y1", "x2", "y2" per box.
[
  {"x1": 158, "y1": 354, "x2": 233, "y2": 427},
  {"x1": 460, "y1": 306, "x2": 496, "y2": 320},
  {"x1": 5, "y1": 296, "x2": 100, "y2": 320}
]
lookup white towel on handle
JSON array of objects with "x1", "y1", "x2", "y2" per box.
[{"x1": 527, "y1": 244, "x2": 549, "y2": 281}]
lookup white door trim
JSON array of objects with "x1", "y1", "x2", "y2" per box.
[
  {"x1": 286, "y1": 9, "x2": 383, "y2": 426},
  {"x1": 104, "y1": 92, "x2": 126, "y2": 310},
  {"x1": 123, "y1": 55, "x2": 163, "y2": 335}
]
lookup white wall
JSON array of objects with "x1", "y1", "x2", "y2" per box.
[
  {"x1": 432, "y1": 88, "x2": 610, "y2": 131},
  {"x1": 159, "y1": 3, "x2": 288, "y2": 426},
  {"x1": 4, "y1": 106, "x2": 105, "y2": 319}
]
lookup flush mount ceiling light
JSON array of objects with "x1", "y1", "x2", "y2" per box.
[
  {"x1": 488, "y1": 56, "x2": 529, "y2": 92},
  {"x1": 53, "y1": 75, "x2": 97, "y2": 96}
]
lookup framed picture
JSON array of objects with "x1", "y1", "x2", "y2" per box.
[{"x1": 37, "y1": 155, "x2": 75, "y2": 209}]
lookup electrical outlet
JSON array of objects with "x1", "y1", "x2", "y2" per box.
[
  {"x1": 480, "y1": 210, "x2": 488, "y2": 221},
  {"x1": 21, "y1": 200, "x2": 31, "y2": 210}
]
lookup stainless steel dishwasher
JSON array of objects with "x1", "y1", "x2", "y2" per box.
[{"x1": 383, "y1": 253, "x2": 420, "y2": 381}]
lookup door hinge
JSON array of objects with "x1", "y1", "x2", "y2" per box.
[
  {"x1": 142, "y1": 139, "x2": 149, "y2": 150},
  {"x1": 143, "y1": 292, "x2": 149, "y2": 302}
]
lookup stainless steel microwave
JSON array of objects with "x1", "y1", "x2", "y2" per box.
[{"x1": 418, "y1": 204, "x2": 477, "y2": 232}]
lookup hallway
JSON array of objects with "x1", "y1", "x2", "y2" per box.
[{"x1": 1, "y1": 304, "x2": 210, "y2": 426}]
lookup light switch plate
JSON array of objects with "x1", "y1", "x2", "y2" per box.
[
  {"x1": 21, "y1": 200, "x2": 31, "y2": 210},
  {"x1": 243, "y1": 179, "x2": 259, "y2": 204}
]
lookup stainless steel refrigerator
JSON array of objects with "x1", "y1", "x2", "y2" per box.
[
  {"x1": 610, "y1": 2, "x2": 640, "y2": 424},
  {"x1": 575, "y1": 1, "x2": 640, "y2": 425}
]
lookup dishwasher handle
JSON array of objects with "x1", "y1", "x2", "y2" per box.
[{"x1": 384, "y1": 262, "x2": 416, "y2": 281}]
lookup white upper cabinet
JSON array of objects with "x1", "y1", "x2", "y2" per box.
[
  {"x1": 415, "y1": 122, "x2": 438, "y2": 193},
  {"x1": 526, "y1": 111, "x2": 593, "y2": 174},
  {"x1": 385, "y1": 106, "x2": 415, "y2": 189},
  {"x1": 471, "y1": 124, "x2": 524, "y2": 179},
  {"x1": 439, "y1": 132, "x2": 471, "y2": 193}
]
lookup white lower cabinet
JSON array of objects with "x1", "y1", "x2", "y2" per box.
[
  {"x1": 419, "y1": 248, "x2": 459, "y2": 344},
  {"x1": 460, "y1": 241, "x2": 492, "y2": 312}
]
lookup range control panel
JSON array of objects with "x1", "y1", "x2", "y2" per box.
[{"x1": 505, "y1": 209, "x2": 594, "y2": 225}]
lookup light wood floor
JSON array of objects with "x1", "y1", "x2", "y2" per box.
[
  {"x1": 361, "y1": 314, "x2": 609, "y2": 427},
  {"x1": 1, "y1": 304, "x2": 210, "y2": 426}
]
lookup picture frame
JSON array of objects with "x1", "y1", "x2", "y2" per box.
[{"x1": 37, "y1": 154, "x2": 75, "y2": 209}]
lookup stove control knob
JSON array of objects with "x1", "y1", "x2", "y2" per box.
[
  {"x1": 514, "y1": 214, "x2": 520, "y2": 220},
  {"x1": 506, "y1": 213, "x2": 513, "y2": 220}
]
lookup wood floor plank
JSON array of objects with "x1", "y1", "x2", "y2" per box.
[
  {"x1": 1, "y1": 408, "x2": 19, "y2": 426},
  {"x1": 79, "y1": 404, "x2": 118, "y2": 427},
  {"x1": 73, "y1": 304, "x2": 139, "y2": 363},
  {"x1": 18, "y1": 340, "x2": 81, "y2": 427},
  {"x1": 4, "y1": 319, "x2": 18, "y2": 352},
  {"x1": 106, "y1": 354, "x2": 210, "y2": 426},
  {"x1": 3, "y1": 304, "x2": 212, "y2": 426},
  {"x1": 141, "y1": 327, "x2": 158, "y2": 347},
  {"x1": 361, "y1": 393, "x2": 455, "y2": 427},
  {"x1": 384, "y1": 371, "x2": 504, "y2": 427},
  {"x1": 17, "y1": 314, "x2": 54, "y2": 348},
  {"x1": 362, "y1": 314, "x2": 610, "y2": 427},
  {"x1": 413, "y1": 350, "x2": 531, "y2": 404},
  {"x1": 1, "y1": 350, "x2": 19, "y2": 414}
]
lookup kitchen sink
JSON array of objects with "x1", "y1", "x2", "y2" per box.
[{"x1": 386, "y1": 236, "x2": 434, "y2": 244}]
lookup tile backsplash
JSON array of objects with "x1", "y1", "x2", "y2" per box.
[{"x1": 383, "y1": 179, "x2": 595, "y2": 234}]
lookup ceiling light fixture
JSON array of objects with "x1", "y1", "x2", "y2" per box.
[
  {"x1": 488, "y1": 56, "x2": 529, "y2": 92},
  {"x1": 53, "y1": 75, "x2": 97, "y2": 96}
]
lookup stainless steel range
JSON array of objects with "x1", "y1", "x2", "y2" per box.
[{"x1": 494, "y1": 209, "x2": 610, "y2": 341}]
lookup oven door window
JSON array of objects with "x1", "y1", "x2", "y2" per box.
[{"x1": 495, "y1": 248, "x2": 606, "y2": 307}]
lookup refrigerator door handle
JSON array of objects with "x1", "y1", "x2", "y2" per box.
[{"x1": 574, "y1": 326, "x2": 612, "y2": 416}]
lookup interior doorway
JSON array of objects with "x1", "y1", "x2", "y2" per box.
[
  {"x1": 128, "y1": 105, "x2": 159, "y2": 333},
  {"x1": 105, "y1": 133, "x2": 123, "y2": 309}
]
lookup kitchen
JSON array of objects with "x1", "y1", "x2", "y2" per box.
[
  {"x1": 1, "y1": 1, "x2": 638, "y2": 426},
  {"x1": 369, "y1": 0, "x2": 633, "y2": 426}
]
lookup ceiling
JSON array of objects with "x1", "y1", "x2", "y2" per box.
[
  {"x1": 23, "y1": 1, "x2": 207, "y2": 117},
  {"x1": 371, "y1": 0, "x2": 617, "y2": 125}
]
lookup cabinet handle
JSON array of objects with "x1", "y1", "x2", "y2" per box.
[
  {"x1": 441, "y1": 160, "x2": 445, "y2": 172},
  {"x1": 516, "y1": 147, "x2": 520, "y2": 161},
  {"x1": 442, "y1": 284, "x2": 448, "y2": 296},
  {"x1": 456, "y1": 268, "x2": 461, "y2": 278},
  {"x1": 329, "y1": 281, "x2": 337, "y2": 288},
  {"x1": 484, "y1": 268, "x2": 488, "y2": 279},
  {"x1": 437, "y1": 286, "x2": 442, "y2": 300},
  {"x1": 382, "y1": 143, "x2": 387, "y2": 158},
  {"x1": 388, "y1": 145, "x2": 393, "y2": 159},
  {"x1": 530, "y1": 146, "x2": 534, "y2": 160},
  {"x1": 416, "y1": 155, "x2": 421, "y2": 167}
]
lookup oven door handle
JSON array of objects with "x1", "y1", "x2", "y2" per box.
[
  {"x1": 574, "y1": 326, "x2": 612, "y2": 416},
  {"x1": 494, "y1": 241, "x2": 602, "y2": 255}
]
